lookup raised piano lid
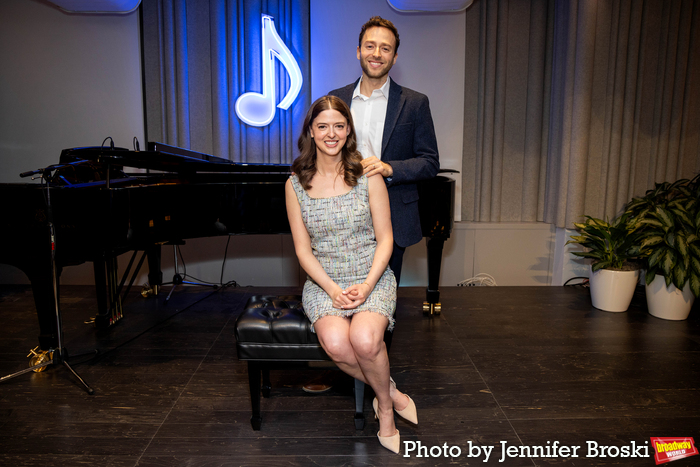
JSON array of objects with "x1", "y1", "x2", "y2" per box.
[
  {"x1": 148, "y1": 142, "x2": 237, "y2": 164},
  {"x1": 59, "y1": 143, "x2": 291, "y2": 174}
]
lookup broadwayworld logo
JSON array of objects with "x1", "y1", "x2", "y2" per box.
[{"x1": 651, "y1": 437, "x2": 698, "y2": 465}]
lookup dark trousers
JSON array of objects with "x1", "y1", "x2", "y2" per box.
[{"x1": 388, "y1": 243, "x2": 406, "y2": 287}]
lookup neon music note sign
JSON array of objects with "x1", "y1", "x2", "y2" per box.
[{"x1": 235, "y1": 15, "x2": 303, "y2": 127}]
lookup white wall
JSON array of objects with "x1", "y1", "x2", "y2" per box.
[
  {"x1": 0, "y1": 0, "x2": 586, "y2": 289},
  {"x1": 402, "y1": 222, "x2": 557, "y2": 287},
  {"x1": 0, "y1": 0, "x2": 145, "y2": 284},
  {"x1": 0, "y1": 0, "x2": 144, "y2": 183},
  {"x1": 552, "y1": 227, "x2": 590, "y2": 286}
]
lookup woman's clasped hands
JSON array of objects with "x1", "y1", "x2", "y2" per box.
[{"x1": 331, "y1": 283, "x2": 373, "y2": 310}]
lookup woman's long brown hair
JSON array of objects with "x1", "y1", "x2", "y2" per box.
[{"x1": 292, "y1": 95, "x2": 363, "y2": 190}]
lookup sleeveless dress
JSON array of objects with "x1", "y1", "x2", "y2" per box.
[{"x1": 290, "y1": 174, "x2": 396, "y2": 331}]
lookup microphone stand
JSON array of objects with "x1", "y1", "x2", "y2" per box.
[
  {"x1": 162, "y1": 244, "x2": 218, "y2": 303},
  {"x1": 0, "y1": 168, "x2": 95, "y2": 394}
]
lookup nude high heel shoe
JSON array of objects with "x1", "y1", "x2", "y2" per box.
[
  {"x1": 378, "y1": 430, "x2": 401, "y2": 454},
  {"x1": 390, "y1": 377, "x2": 418, "y2": 425},
  {"x1": 373, "y1": 398, "x2": 401, "y2": 454}
]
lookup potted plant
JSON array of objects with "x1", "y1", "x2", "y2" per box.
[
  {"x1": 567, "y1": 213, "x2": 642, "y2": 312},
  {"x1": 624, "y1": 175, "x2": 700, "y2": 320}
]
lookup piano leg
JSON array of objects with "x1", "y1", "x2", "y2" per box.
[
  {"x1": 146, "y1": 244, "x2": 163, "y2": 295},
  {"x1": 25, "y1": 267, "x2": 60, "y2": 350},
  {"x1": 423, "y1": 236, "x2": 445, "y2": 316}
]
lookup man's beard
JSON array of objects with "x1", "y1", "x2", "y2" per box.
[{"x1": 360, "y1": 57, "x2": 391, "y2": 80}]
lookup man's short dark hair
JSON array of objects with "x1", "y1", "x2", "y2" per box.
[{"x1": 358, "y1": 16, "x2": 400, "y2": 53}]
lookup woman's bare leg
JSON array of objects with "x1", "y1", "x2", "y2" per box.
[
  {"x1": 313, "y1": 316, "x2": 366, "y2": 382},
  {"x1": 348, "y1": 312, "x2": 396, "y2": 437},
  {"x1": 313, "y1": 313, "x2": 407, "y2": 436}
]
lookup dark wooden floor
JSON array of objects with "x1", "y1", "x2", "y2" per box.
[{"x1": 0, "y1": 284, "x2": 698, "y2": 466}]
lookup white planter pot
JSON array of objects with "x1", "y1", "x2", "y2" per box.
[
  {"x1": 645, "y1": 275, "x2": 695, "y2": 321},
  {"x1": 588, "y1": 266, "x2": 640, "y2": 312}
]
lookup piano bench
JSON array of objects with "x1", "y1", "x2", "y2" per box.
[{"x1": 234, "y1": 295, "x2": 367, "y2": 431}]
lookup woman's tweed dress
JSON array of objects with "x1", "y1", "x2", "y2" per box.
[{"x1": 290, "y1": 174, "x2": 396, "y2": 331}]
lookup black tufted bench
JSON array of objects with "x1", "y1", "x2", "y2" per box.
[{"x1": 235, "y1": 295, "x2": 369, "y2": 430}]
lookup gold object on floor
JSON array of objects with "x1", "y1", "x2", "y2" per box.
[
  {"x1": 141, "y1": 283, "x2": 158, "y2": 298},
  {"x1": 27, "y1": 347, "x2": 53, "y2": 373},
  {"x1": 423, "y1": 302, "x2": 441, "y2": 315}
]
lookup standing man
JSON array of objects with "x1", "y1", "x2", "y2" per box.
[
  {"x1": 330, "y1": 16, "x2": 440, "y2": 286},
  {"x1": 301, "y1": 16, "x2": 440, "y2": 394}
]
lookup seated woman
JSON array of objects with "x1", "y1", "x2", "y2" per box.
[{"x1": 285, "y1": 95, "x2": 417, "y2": 454}]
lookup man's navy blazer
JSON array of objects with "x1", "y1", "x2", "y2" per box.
[{"x1": 329, "y1": 78, "x2": 440, "y2": 248}]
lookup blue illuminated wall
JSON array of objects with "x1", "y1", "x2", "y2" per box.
[
  {"x1": 235, "y1": 15, "x2": 303, "y2": 127},
  {"x1": 142, "y1": 0, "x2": 310, "y2": 164}
]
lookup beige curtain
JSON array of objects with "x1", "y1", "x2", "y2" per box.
[{"x1": 462, "y1": 0, "x2": 700, "y2": 228}]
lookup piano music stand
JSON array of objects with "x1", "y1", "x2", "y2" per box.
[
  {"x1": 162, "y1": 243, "x2": 218, "y2": 303},
  {"x1": 0, "y1": 168, "x2": 95, "y2": 395}
]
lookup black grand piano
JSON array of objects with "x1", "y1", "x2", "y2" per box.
[{"x1": 0, "y1": 143, "x2": 454, "y2": 351}]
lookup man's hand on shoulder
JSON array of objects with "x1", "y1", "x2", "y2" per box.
[{"x1": 361, "y1": 156, "x2": 393, "y2": 178}]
